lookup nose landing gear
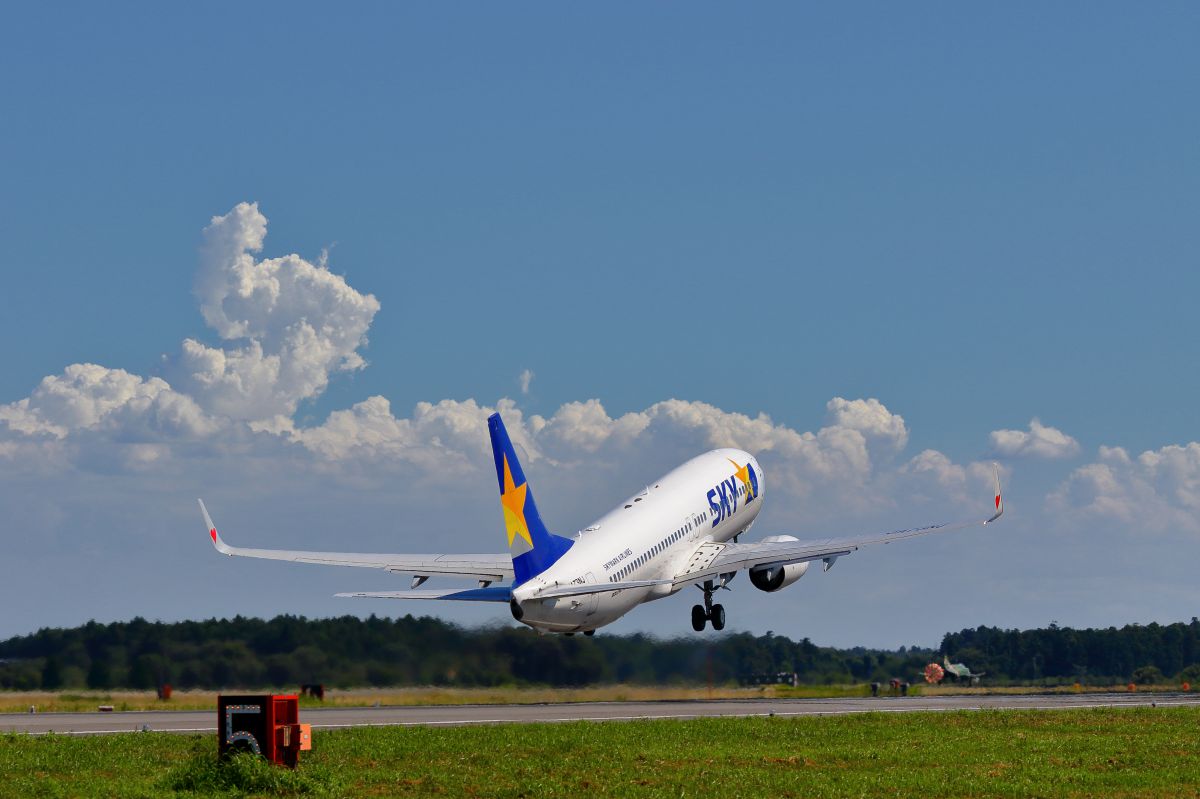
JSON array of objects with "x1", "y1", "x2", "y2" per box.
[{"x1": 690, "y1": 580, "x2": 726, "y2": 631}]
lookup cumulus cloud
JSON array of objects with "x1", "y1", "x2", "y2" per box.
[
  {"x1": 0, "y1": 364, "x2": 215, "y2": 440},
  {"x1": 526, "y1": 396, "x2": 907, "y2": 475},
  {"x1": 265, "y1": 391, "x2": 932, "y2": 513},
  {"x1": 989, "y1": 419, "x2": 1079, "y2": 459},
  {"x1": 898, "y1": 448, "x2": 1004, "y2": 509},
  {"x1": 287, "y1": 397, "x2": 501, "y2": 467},
  {"x1": 1, "y1": 202, "x2": 378, "y2": 455},
  {"x1": 825, "y1": 397, "x2": 908, "y2": 453},
  {"x1": 1048, "y1": 442, "x2": 1200, "y2": 533},
  {"x1": 175, "y1": 202, "x2": 380, "y2": 421},
  {"x1": 0, "y1": 203, "x2": 923, "y2": 505},
  {"x1": 0, "y1": 204, "x2": 997, "y2": 520}
]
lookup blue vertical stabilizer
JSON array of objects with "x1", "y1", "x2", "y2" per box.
[{"x1": 488, "y1": 413, "x2": 573, "y2": 584}]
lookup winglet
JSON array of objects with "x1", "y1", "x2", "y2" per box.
[
  {"x1": 985, "y1": 464, "x2": 1004, "y2": 524},
  {"x1": 198, "y1": 499, "x2": 234, "y2": 555}
]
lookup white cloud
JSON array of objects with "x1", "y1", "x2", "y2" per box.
[
  {"x1": 1, "y1": 201, "x2": 377, "y2": 454},
  {"x1": 903, "y1": 449, "x2": 966, "y2": 488},
  {"x1": 824, "y1": 397, "x2": 908, "y2": 453},
  {"x1": 1048, "y1": 442, "x2": 1200, "y2": 533},
  {"x1": 175, "y1": 202, "x2": 380, "y2": 421},
  {"x1": 284, "y1": 397, "x2": 541, "y2": 473},
  {"x1": 529, "y1": 397, "x2": 906, "y2": 473},
  {"x1": 898, "y1": 449, "x2": 1004, "y2": 509},
  {"x1": 990, "y1": 418, "x2": 1080, "y2": 459},
  {"x1": 0, "y1": 363, "x2": 215, "y2": 440},
  {"x1": 0, "y1": 204, "x2": 1000, "y2": 523}
]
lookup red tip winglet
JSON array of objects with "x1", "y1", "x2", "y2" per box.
[
  {"x1": 995, "y1": 494, "x2": 1001, "y2": 509},
  {"x1": 210, "y1": 528, "x2": 217, "y2": 543}
]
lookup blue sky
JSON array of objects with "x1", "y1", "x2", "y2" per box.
[{"x1": 1, "y1": 5, "x2": 1198, "y2": 647}]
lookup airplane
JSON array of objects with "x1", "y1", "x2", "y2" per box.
[
  {"x1": 942, "y1": 655, "x2": 986, "y2": 683},
  {"x1": 200, "y1": 412, "x2": 1003, "y2": 635}
]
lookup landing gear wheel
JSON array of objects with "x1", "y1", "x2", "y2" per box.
[
  {"x1": 691, "y1": 604, "x2": 707, "y2": 632},
  {"x1": 710, "y1": 604, "x2": 726, "y2": 631},
  {"x1": 584, "y1": 629, "x2": 595, "y2": 637}
]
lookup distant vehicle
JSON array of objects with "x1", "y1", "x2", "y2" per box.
[
  {"x1": 942, "y1": 655, "x2": 986, "y2": 683},
  {"x1": 201, "y1": 413, "x2": 1003, "y2": 635}
]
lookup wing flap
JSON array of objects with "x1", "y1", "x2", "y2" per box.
[
  {"x1": 535, "y1": 579, "x2": 672, "y2": 599},
  {"x1": 335, "y1": 586, "x2": 513, "y2": 602}
]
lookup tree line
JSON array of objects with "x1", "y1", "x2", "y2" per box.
[
  {"x1": 940, "y1": 619, "x2": 1200, "y2": 685},
  {"x1": 1, "y1": 614, "x2": 1197, "y2": 691}
]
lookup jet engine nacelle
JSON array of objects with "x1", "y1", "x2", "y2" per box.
[{"x1": 748, "y1": 536, "x2": 810, "y2": 592}]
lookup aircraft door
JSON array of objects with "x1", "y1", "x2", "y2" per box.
[{"x1": 584, "y1": 572, "x2": 599, "y2": 616}]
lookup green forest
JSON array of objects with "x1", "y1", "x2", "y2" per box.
[{"x1": 2, "y1": 615, "x2": 1198, "y2": 690}]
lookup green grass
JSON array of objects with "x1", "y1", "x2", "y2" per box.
[{"x1": 3, "y1": 707, "x2": 1199, "y2": 798}]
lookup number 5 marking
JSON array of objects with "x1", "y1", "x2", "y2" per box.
[{"x1": 225, "y1": 704, "x2": 262, "y2": 754}]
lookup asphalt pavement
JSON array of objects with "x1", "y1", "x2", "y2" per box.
[{"x1": 4, "y1": 692, "x2": 1198, "y2": 735}]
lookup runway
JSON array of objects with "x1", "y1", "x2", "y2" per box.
[{"x1": 5, "y1": 691, "x2": 1198, "y2": 735}]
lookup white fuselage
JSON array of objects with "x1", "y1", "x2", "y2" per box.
[{"x1": 511, "y1": 448, "x2": 764, "y2": 633}]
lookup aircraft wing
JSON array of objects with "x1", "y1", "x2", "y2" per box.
[
  {"x1": 198, "y1": 499, "x2": 514, "y2": 583},
  {"x1": 673, "y1": 464, "x2": 1004, "y2": 587}
]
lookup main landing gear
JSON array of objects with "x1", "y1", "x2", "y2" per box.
[{"x1": 691, "y1": 580, "x2": 726, "y2": 632}]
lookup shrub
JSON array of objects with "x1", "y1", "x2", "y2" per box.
[
  {"x1": 1131, "y1": 665, "x2": 1165, "y2": 685},
  {"x1": 163, "y1": 748, "x2": 338, "y2": 796},
  {"x1": 1177, "y1": 663, "x2": 1200, "y2": 684}
]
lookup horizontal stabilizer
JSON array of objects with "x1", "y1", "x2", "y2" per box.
[{"x1": 334, "y1": 586, "x2": 512, "y2": 602}]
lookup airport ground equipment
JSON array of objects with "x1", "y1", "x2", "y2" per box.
[
  {"x1": 739, "y1": 672, "x2": 800, "y2": 688},
  {"x1": 217, "y1": 694, "x2": 310, "y2": 768}
]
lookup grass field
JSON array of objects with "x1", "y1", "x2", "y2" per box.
[{"x1": 3, "y1": 706, "x2": 1199, "y2": 798}]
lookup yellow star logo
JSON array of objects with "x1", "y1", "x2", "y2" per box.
[
  {"x1": 500, "y1": 454, "x2": 533, "y2": 550},
  {"x1": 728, "y1": 458, "x2": 755, "y2": 500}
]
